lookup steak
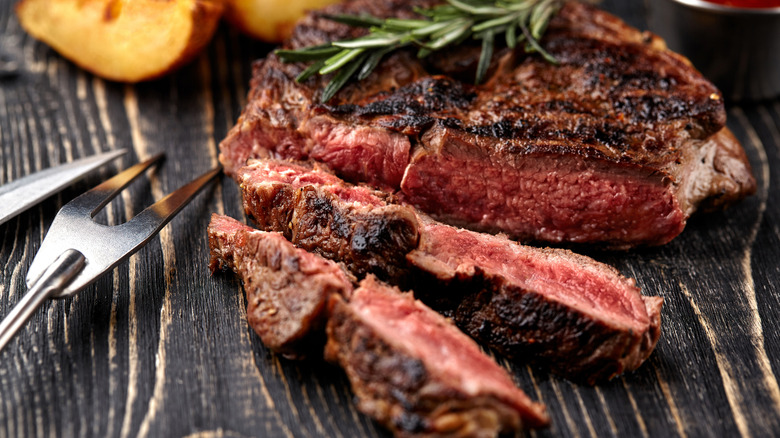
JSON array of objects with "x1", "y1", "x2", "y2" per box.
[
  {"x1": 218, "y1": 0, "x2": 756, "y2": 248},
  {"x1": 325, "y1": 276, "x2": 550, "y2": 436},
  {"x1": 236, "y1": 159, "x2": 662, "y2": 382},
  {"x1": 238, "y1": 159, "x2": 419, "y2": 284},
  {"x1": 208, "y1": 214, "x2": 353, "y2": 358},
  {"x1": 208, "y1": 214, "x2": 549, "y2": 434}
]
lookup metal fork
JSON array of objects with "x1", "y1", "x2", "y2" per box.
[{"x1": 0, "y1": 153, "x2": 221, "y2": 352}]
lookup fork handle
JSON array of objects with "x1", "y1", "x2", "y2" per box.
[{"x1": 0, "y1": 249, "x2": 86, "y2": 353}]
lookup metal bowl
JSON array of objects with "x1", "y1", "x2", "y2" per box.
[{"x1": 646, "y1": 0, "x2": 780, "y2": 101}]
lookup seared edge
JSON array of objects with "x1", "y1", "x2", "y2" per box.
[
  {"x1": 676, "y1": 128, "x2": 757, "y2": 215},
  {"x1": 208, "y1": 213, "x2": 353, "y2": 358}
]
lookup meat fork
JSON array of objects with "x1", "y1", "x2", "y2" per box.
[{"x1": 0, "y1": 153, "x2": 221, "y2": 353}]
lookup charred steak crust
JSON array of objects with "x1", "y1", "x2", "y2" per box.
[
  {"x1": 237, "y1": 159, "x2": 663, "y2": 382},
  {"x1": 208, "y1": 214, "x2": 353, "y2": 358},
  {"x1": 423, "y1": 267, "x2": 664, "y2": 383},
  {"x1": 218, "y1": 0, "x2": 755, "y2": 247},
  {"x1": 238, "y1": 160, "x2": 420, "y2": 284},
  {"x1": 325, "y1": 278, "x2": 550, "y2": 436},
  {"x1": 286, "y1": 1, "x2": 725, "y2": 146}
]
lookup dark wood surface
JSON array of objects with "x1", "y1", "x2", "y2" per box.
[{"x1": 1, "y1": 1, "x2": 779, "y2": 437}]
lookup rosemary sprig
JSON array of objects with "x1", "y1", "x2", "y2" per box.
[{"x1": 276, "y1": 0, "x2": 566, "y2": 102}]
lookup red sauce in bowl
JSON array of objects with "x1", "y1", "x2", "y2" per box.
[{"x1": 702, "y1": 0, "x2": 780, "y2": 7}]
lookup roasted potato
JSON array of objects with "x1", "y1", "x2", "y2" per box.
[
  {"x1": 223, "y1": 0, "x2": 342, "y2": 43},
  {"x1": 16, "y1": 0, "x2": 223, "y2": 82}
]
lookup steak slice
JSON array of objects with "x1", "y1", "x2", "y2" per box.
[
  {"x1": 237, "y1": 159, "x2": 662, "y2": 382},
  {"x1": 218, "y1": 0, "x2": 756, "y2": 248},
  {"x1": 238, "y1": 159, "x2": 419, "y2": 284},
  {"x1": 208, "y1": 214, "x2": 353, "y2": 358},
  {"x1": 325, "y1": 276, "x2": 550, "y2": 435},
  {"x1": 408, "y1": 217, "x2": 663, "y2": 383}
]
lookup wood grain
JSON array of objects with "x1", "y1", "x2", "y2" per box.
[{"x1": 1, "y1": 1, "x2": 779, "y2": 437}]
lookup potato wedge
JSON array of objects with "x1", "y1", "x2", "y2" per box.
[
  {"x1": 16, "y1": 0, "x2": 223, "y2": 82},
  {"x1": 224, "y1": 0, "x2": 341, "y2": 43}
]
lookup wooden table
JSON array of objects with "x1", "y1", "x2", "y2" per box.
[{"x1": 1, "y1": 1, "x2": 779, "y2": 437}]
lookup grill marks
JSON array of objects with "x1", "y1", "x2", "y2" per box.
[
  {"x1": 323, "y1": 77, "x2": 476, "y2": 119},
  {"x1": 288, "y1": 0, "x2": 726, "y2": 151}
]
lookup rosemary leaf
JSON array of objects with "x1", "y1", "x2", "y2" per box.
[
  {"x1": 411, "y1": 20, "x2": 456, "y2": 38},
  {"x1": 519, "y1": 21, "x2": 558, "y2": 64},
  {"x1": 276, "y1": 46, "x2": 341, "y2": 62},
  {"x1": 296, "y1": 59, "x2": 327, "y2": 82},
  {"x1": 472, "y1": 11, "x2": 518, "y2": 33},
  {"x1": 357, "y1": 46, "x2": 395, "y2": 80},
  {"x1": 428, "y1": 20, "x2": 472, "y2": 50},
  {"x1": 417, "y1": 4, "x2": 459, "y2": 19},
  {"x1": 384, "y1": 18, "x2": 431, "y2": 31},
  {"x1": 449, "y1": 0, "x2": 505, "y2": 16},
  {"x1": 320, "y1": 48, "x2": 365, "y2": 74},
  {"x1": 476, "y1": 30, "x2": 495, "y2": 84},
  {"x1": 333, "y1": 35, "x2": 401, "y2": 49},
  {"x1": 506, "y1": 21, "x2": 517, "y2": 47},
  {"x1": 321, "y1": 52, "x2": 367, "y2": 102},
  {"x1": 417, "y1": 47, "x2": 432, "y2": 58},
  {"x1": 531, "y1": 3, "x2": 555, "y2": 39}
]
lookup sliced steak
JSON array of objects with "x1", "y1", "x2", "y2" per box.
[
  {"x1": 208, "y1": 214, "x2": 549, "y2": 434},
  {"x1": 208, "y1": 214, "x2": 353, "y2": 358},
  {"x1": 219, "y1": 0, "x2": 756, "y2": 248},
  {"x1": 408, "y1": 217, "x2": 663, "y2": 383},
  {"x1": 237, "y1": 159, "x2": 662, "y2": 382},
  {"x1": 325, "y1": 276, "x2": 550, "y2": 435},
  {"x1": 238, "y1": 159, "x2": 419, "y2": 284}
]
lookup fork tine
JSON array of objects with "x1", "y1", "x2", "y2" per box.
[
  {"x1": 67, "y1": 153, "x2": 165, "y2": 217},
  {"x1": 122, "y1": 165, "x2": 223, "y2": 237}
]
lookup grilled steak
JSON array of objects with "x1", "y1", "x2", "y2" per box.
[
  {"x1": 237, "y1": 159, "x2": 662, "y2": 382},
  {"x1": 208, "y1": 214, "x2": 353, "y2": 358},
  {"x1": 238, "y1": 159, "x2": 419, "y2": 284},
  {"x1": 219, "y1": 0, "x2": 756, "y2": 248},
  {"x1": 208, "y1": 214, "x2": 549, "y2": 434},
  {"x1": 325, "y1": 276, "x2": 550, "y2": 436}
]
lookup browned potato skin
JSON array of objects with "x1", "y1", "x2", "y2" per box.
[
  {"x1": 224, "y1": 0, "x2": 342, "y2": 43},
  {"x1": 15, "y1": 0, "x2": 224, "y2": 82}
]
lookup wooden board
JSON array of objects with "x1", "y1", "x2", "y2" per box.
[{"x1": 1, "y1": 1, "x2": 779, "y2": 436}]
